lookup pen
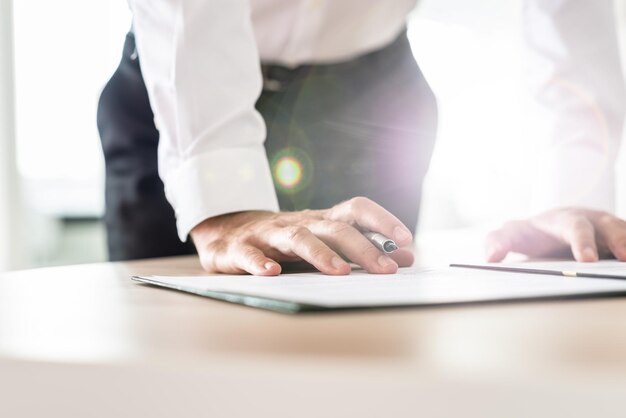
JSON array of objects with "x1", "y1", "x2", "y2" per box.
[
  {"x1": 363, "y1": 232, "x2": 399, "y2": 253},
  {"x1": 450, "y1": 263, "x2": 626, "y2": 281}
]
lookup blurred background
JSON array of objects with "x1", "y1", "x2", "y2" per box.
[{"x1": 2, "y1": 0, "x2": 626, "y2": 271}]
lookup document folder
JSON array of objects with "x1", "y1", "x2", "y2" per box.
[{"x1": 133, "y1": 262, "x2": 626, "y2": 313}]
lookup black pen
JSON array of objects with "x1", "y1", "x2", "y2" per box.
[{"x1": 450, "y1": 263, "x2": 626, "y2": 281}]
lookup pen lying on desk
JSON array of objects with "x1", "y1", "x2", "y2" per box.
[{"x1": 450, "y1": 263, "x2": 626, "y2": 281}]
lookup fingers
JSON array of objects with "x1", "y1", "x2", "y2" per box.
[
  {"x1": 560, "y1": 215, "x2": 598, "y2": 262},
  {"x1": 485, "y1": 220, "x2": 564, "y2": 262},
  {"x1": 307, "y1": 221, "x2": 398, "y2": 274},
  {"x1": 194, "y1": 200, "x2": 414, "y2": 276},
  {"x1": 485, "y1": 221, "x2": 541, "y2": 262},
  {"x1": 326, "y1": 197, "x2": 413, "y2": 247},
  {"x1": 593, "y1": 214, "x2": 626, "y2": 261},
  {"x1": 485, "y1": 230, "x2": 512, "y2": 262},
  {"x1": 232, "y1": 245, "x2": 283, "y2": 276},
  {"x1": 388, "y1": 247, "x2": 414, "y2": 267},
  {"x1": 199, "y1": 242, "x2": 282, "y2": 276},
  {"x1": 268, "y1": 226, "x2": 352, "y2": 275},
  {"x1": 486, "y1": 210, "x2": 626, "y2": 262}
]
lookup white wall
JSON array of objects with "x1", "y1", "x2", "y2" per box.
[
  {"x1": 13, "y1": 0, "x2": 131, "y2": 218},
  {"x1": 413, "y1": 0, "x2": 626, "y2": 229},
  {"x1": 410, "y1": 0, "x2": 533, "y2": 231},
  {"x1": 0, "y1": 0, "x2": 19, "y2": 271},
  {"x1": 10, "y1": 1, "x2": 131, "y2": 268},
  {"x1": 614, "y1": 0, "x2": 626, "y2": 218}
]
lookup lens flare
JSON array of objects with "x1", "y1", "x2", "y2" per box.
[
  {"x1": 271, "y1": 148, "x2": 313, "y2": 195},
  {"x1": 274, "y1": 156, "x2": 303, "y2": 189}
]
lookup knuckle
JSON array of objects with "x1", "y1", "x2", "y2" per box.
[
  {"x1": 597, "y1": 213, "x2": 616, "y2": 228},
  {"x1": 298, "y1": 209, "x2": 319, "y2": 219},
  {"x1": 199, "y1": 239, "x2": 229, "y2": 272},
  {"x1": 265, "y1": 219, "x2": 286, "y2": 230},
  {"x1": 593, "y1": 209, "x2": 609, "y2": 217},
  {"x1": 360, "y1": 239, "x2": 383, "y2": 257},
  {"x1": 310, "y1": 245, "x2": 330, "y2": 260},
  {"x1": 241, "y1": 254, "x2": 266, "y2": 270},
  {"x1": 240, "y1": 246, "x2": 261, "y2": 260},
  {"x1": 556, "y1": 208, "x2": 577, "y2": 223},
  {"x1": 324, "y1": 220, "x2": 352, "y2": 235},
  {"x1": 266, "y1": 213, "x2": 290, "y2": 228},
  {"x1": 563, "y1": 207, "x2": 580, "y2": 216},
  {"x1": 612, "y1": 238, "x2": 626, "y2": 250},
  {"x1": 285, "y1": 226, "x2": 310, "y2": 243},
  {"x1": 347, "y1": 196, "x2": 370, "y2": 212},
  {"x1": 587, "y1": 208, "x2": 605, "y2": 219},
  {"x1": 204, "y1": 239, "x2": 227, "y2": 256},
  {"x1": 569, "y1": 217, "x2": 590, "y2": 232}
]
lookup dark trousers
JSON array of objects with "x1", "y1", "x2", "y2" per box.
[{"x1": 97, "y1": 31, "x2": 438, "y2": 261}]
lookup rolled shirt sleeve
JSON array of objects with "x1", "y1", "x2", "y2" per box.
[
  {"x1": 128, "y1": 0, "x2": 279, "y2": 241},
  {"x1": 523, "y1": 0, "x2": 626, "y2": 213}
]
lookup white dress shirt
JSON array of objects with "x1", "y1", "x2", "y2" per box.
[
  {"x1": 523, "y1": 0, "x2": 626, "y2": 213},
  {"x1": 128, "y1": 0, "x2": 625, "y2": 241},
  {"x1": 128, "y1": 0, "x2": 417, "y2": 240}
]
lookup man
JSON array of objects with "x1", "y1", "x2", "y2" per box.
[
  {"x1": 487, "y1": 0, "x2": 626, "y2": 263},
  {"x1": 98, "y1": 0, "x2": 626, "y2": 276}
]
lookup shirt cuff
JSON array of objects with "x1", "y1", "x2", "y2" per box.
[{"x1": 164, "y1": 146, "x2": 280, "y2": 241}]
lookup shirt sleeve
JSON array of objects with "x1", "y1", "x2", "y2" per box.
[
  {"x1": 128, "y1": 0, "x2": 279, "y2": 241},
  {"x1": 523, "y1": 0, "x2": 626, "y2": 213}
]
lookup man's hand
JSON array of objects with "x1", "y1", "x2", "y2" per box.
[
  {"x1": 486, "y1": 208, "x2": 626, "y2": 262},
  {"x1": 190, "y1": 197, "x2": 415, "y2": 276}
]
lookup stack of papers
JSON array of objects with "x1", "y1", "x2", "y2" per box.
[{"x1": 133, "y1": 261, "x2": 626, "y2": 313}]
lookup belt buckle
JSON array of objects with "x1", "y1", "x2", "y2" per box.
[
  {"x1": 261, "y1": 64, "x2": 290, "y2": 92},
  {"x1": 263, "y1": 78, "x2": 283, "y2": 92}
]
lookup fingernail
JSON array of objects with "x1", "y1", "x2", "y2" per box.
[
  {"x1": 265, "y1": 261, "x2": 277, "y2": 270},
  {"x1": 582, "y1": 247, "x2": 598, "y2": 261},
  {"x1": 331, "y1": 256, "x2": 346, "y2": 270},
  {"x1": 378, "y1": 255, "x2": 396, "y2": 268},
  {"x1": 393, "y1": 226, "x2": 412, "y2": 243}
]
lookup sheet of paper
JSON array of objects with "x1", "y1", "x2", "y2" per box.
[{"x1": 133, "y1": 265, "x2": 626, "y2": 312}]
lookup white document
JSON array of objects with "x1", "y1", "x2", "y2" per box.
[{"x1": 133, "y1": 262, "x2": 626, "y2": 313}]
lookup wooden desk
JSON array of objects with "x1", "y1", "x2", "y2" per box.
[{"x1": 2, "y1": 234, "x2": 626, "y2": 417}]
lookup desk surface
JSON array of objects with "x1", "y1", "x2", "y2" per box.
[{"x1": 2, "y1": 233, "x2": 626, "y2": 417}]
